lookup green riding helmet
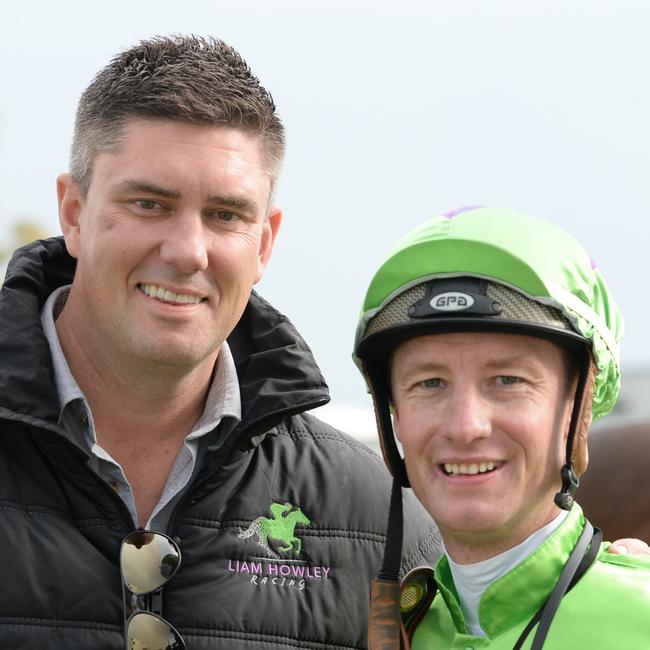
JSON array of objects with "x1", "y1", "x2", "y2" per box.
[{"x1": 354, "y1": 206, "x2": 624, "y2": 492}]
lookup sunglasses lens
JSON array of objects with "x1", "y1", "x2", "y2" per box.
[
  {"x1": 126, "y1": 612, "x2": 184, "y2": 650},
  {"x1": 121, "y1": 531, "x2": 181, "y2": 595}
]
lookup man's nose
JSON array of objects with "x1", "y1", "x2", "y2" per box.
[
  {"x1": 159, "y1": 212, "x2": 209, "y2": 274},
  {"x1": 438, "y1": 383, "x2": 492, "y2": 446}
]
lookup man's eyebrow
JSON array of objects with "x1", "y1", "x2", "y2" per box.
[
  {"x1": 483, "y1": 353, "x2": 540, "y2": 371},
  {"x1": 394, "y1": 359, "x2": 448, "y2": 377},
  {"x1": 396, "y1": 353, "x2": 540, "y2": 376},
  {"x1": 114, "y1": 180, "x2": 181, "y2": 199},
  {"x1": 206, "y1": 194, "x2": 259, "y2": 214},
  {"x1": 113, "y1": 180, "x2": 260, "y2": 213}
]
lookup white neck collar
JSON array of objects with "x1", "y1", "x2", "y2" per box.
[{"x1": 444, "y1": 510, "x2": 569, "y2": 636}]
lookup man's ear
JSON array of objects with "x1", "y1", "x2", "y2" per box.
[
  {"x1": 254, "y1": 205, "x2": 282, "y2": 283},
  {"x1": 572, "y1": 359, "x2": 596, "y2": 477},
  {"x1": 57, "y1": 173, "x2": 83, "y2": 259}
]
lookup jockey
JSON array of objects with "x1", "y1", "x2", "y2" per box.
[{"x1": 353, "y1": 207, "x2": 650, "y2": 648}]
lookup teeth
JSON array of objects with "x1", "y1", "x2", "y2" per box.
[
  {"x1": 139, "y1": 284, "x2": 202, "y2": 305},
  {"x1": 444, "y1": 461, "x2": 497, "y2": 476}
]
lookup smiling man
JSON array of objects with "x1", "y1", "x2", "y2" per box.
[
  {"x1": 354, "y1": 207, "x2": 650, "y2": 648},
  {"x1": 55, "y1": 120, "x2": 278, "y2": 525},
  {"x1": 0, "y1": 36, "x2": 439, "y2": 648}
]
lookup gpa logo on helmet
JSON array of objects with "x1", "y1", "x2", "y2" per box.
[{"x1": 430, "y1": 291, "x2": 476, "y2": 312}]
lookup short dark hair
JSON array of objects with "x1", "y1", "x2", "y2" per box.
[{"x1": 70, "y1": 35, "x2": 285, "y2": 195}]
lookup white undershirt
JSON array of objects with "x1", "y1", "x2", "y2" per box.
[{"x1": 445, "y1": 510, "x2": 569, "y2": 636}]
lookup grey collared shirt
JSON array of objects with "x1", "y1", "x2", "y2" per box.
[{"x1": 41, "y1": 285, "x2": 242, "y2": 532}]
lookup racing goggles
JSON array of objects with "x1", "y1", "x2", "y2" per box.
[{"x1": 121, "y1": 530, "x2": 185, "y2": 650}]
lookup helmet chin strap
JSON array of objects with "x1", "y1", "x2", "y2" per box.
[
  {"x1": 554, "y1": 353, "x2": 591, "y2": 511},
  {"x1": 554, "y1": 464, "x2": 580, "y2": 511},
  {"x1": 365, "y1": 363, "x2": 408, "y2": 649},
  {"x1": 364, "y1": 360, "x2": 410, "y2": 488}
]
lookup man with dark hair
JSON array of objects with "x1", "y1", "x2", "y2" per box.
[{"x1": 0, "y1": 35, "x2": 438, "y2": 648}]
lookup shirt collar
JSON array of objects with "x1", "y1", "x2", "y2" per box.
[
  {"x1": 41, "y1": 285, "x2": 83, "y2": 412},
  {"x1": 435, "y1": 503, "x2": 586, "y2": 638},
  {"x1": 189, "y1": 338, "x2": 241, "y2": 439},
  {"x1": 444, "y1": 510, "x2": 569, "y2": 635}
]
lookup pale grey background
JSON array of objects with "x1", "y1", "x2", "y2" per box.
[{"x1": 1, "y1": 0, "x2": 648, "y2": 438}]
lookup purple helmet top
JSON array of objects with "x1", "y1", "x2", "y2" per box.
[{"x1": 441, "y1": 205, "x2": 484, "y2": 219}]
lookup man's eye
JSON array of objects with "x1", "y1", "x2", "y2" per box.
[
  {"x1": 134, "y1": 199, "x2": 159, "y2": 210},
  {"x1": 497, "y1": 375, "x2": 521, "y2": 385},
  {"x1": 421, "y1": 378, "x2": 442, "y2": 389},
  {"x1": 216, "y1": 211, "x2": 238, "y2": 222}
]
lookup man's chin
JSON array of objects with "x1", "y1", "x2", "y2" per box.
[
  {"x1": 124, "y1": 338, "x2": 221, "y2": 372},
  {"x1": 426, "y1": 503, "x2": 514, "y2": 544}
]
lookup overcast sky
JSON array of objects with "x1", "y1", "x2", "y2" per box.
[{"x1": 1, "y1": 0, "x2": 648, "y2": 432}]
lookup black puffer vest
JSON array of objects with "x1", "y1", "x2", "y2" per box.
[{"x1": 0, "y1": 238, "x2": 440, "y2": 649}]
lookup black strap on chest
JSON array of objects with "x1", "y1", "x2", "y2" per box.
[{"x1": 513, "y1": 521, "x2": 602, "y2": 649}]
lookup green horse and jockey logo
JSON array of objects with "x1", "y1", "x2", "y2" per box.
[{"x1": 238, "y1": 502, "x2": 311, "y2": 559}]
